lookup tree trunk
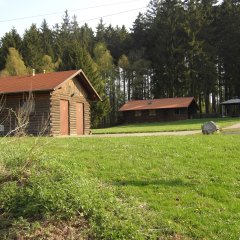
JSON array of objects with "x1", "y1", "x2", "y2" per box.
[
  {"x1": 212, "y1": 93, "x2": 216, "y2": 113},
  {"x1": 199, "y1": 94, "x2": 202, "y2": 115},
  {"x1": 123, "y1": 72, "x2": 126, "y2": 103},
  {"x1": 205, "y1": 92, "x2": 210, "y2": 114}
]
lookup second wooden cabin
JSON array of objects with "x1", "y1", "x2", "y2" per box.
[{"x1": 119, "y1": 97, "x2": 198, "y2": 123}]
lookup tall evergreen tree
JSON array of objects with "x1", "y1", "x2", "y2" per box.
[
  {"x1": 147, "y1": 0, "x2": 186, "y2": 98},
  {"x1": 184, "y1": 0, "x2": 217, "y2": 113},
  {"x1": 40, "y1": 19, "x2": 54, "y2": 59},
  {"x1": 96, "y1": 18, "x2": 106, "y2": 43},
  {"x1": 79, "y1": 24, "x2": 95, "y2": 54},
  {"x1": 104, "y1": 25, "x2": 130, "y2": 63},
  {"x1": 216, "y1": 0, "x2": 240, "y2": 99},
  {"x1": 131, "y1": 13, "x2": 147, "y2": 52},
  {"x1": 22, "y1": 24, "x2": 43, "y2": 72}
]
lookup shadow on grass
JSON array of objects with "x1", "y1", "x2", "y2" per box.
[{"x1": 112, "y1": 178, "x2": 194, "y2": 187}]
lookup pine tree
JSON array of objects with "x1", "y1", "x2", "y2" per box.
[
  {"x1": 131, "y1": 13, "x2": 147, "y2": 52},
  {"x1": 184, "y1": 0, "x2": 218, "y2": 113},
  {"x1": 79, "y1": 24, "x2": 95, "y2": 54},
  {"x1": 40, "y1": 19, "x2": 54, "y2": 59},
  {"x1": 216, "y1": 0, "x2": 240, "y2": 99},
  {"x1": 147, "y1": 0, "x2": 186, "y2": 98},
  {"x1": 61, "y1": 10, "x2": 71, "y2": 40},
  {"x1": 96, "y1": 18, "x2": 106, "y2": 43},
  {"x1": 103, "y1": 25, "x2": 130, "y2": 63},
  {"x1": 22, "y1": 24, "x2": 43, "y2": 72}
]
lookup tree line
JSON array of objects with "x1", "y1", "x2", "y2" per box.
[{"x1": 0, "y1": 0, "x2": 240, "y2": 127}]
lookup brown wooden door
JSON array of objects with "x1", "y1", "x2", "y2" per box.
[
  {"x1": 76, "y1": 102, "x2": 84, "y2": 135},
  {"x1": 60, "y1": 100, "x2": 69, "y2": 135}
]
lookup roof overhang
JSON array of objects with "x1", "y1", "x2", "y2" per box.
[
  {"x1": 119, "y1": 106, "x2": 189, "y2": 112},
  {"x1": 119, "y1": 97, "x2": 198, "y2": 112},
  {"x1": 54, "y1": 69, "x2": 102, "y2": 101},
  {"x1": 220, "y1": 99, "x2": 240, "y2": 105},
  {"x1": 0, "y1": 69, "x2": 102, "y2": 101},
  {"x1": 0, "y1": 89, "x2": 52, "y2": 95}
]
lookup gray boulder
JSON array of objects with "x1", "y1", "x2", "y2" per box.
[{"x1": 201, "y1": 121, "x2": 219, "y2": 135}]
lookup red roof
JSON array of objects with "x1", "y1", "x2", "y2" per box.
[
  {"x1": 119, "y1": 97, "x2": 197, "y2": 111},
  {"x1": 0, "y1": 69, "x2": 101, "y2": 101}
]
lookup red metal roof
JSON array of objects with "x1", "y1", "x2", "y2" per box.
[
  {"x1": 0, "y1": 69, "x2": 101, "y2": 101},
  {"x1": 119, "y1": 97, "x2": 196, "y2": 111}
]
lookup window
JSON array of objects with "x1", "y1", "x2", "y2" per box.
[
  {"x1": 135, "y1": 111, "x2": 142, "y2": 117},
  {"x1": 149, "y1": 109, "x2": 156, "y2": 116},
  {"x1": 175, "y1": 109, "x2": 180, "y2": 115},
  {"x1": 175, "y1": 108, "x2": 184, "y2": 115}
]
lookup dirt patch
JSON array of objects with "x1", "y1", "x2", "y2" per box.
[{"x1": 1, "y1": 217, "x2": 89, "y2": 240}]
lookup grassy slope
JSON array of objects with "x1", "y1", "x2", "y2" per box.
[
  {"x1": 92, "y1": 117, "x2": 240, "y2": 134},
  {"x1": 0, "y1": 138, "x2": 156, "y2": 239},
  {"x1": 45, "y1": 135, "x2": 240, "y2": 239}
]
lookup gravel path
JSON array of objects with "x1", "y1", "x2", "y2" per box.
[
  {"x1": 58, "y1": 122, "x2": 240, "y2": 138},
  {"x1": 84, "y1": 130, "x2": 201, "y2": 138},
  {"x1": 87, "y1": 122, "x2": 240, "y2": 137},
  {"x1": 222, "y1": 123, "x2": 240, "y2": 135},
  {"x1": 223, "y1": 123, "x2": 240, "y2": 130}
]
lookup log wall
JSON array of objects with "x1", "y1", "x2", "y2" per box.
[
  {"x1": 122, "y1": 108, "x2": 189, "y2": 123},
  {"x1": 50, "y1": 77, "x2": 91, "y2": 136},
  {"x1": 0, "y1": 92, "x2": 51, "y2": 136}
]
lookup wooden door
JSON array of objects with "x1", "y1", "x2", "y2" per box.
[
  {"x1": 76, "y1": 102, "x2": 84, "y2": 135},
  {"x1": 60, "y1": 100, "x2": 69, "y2": 135}
]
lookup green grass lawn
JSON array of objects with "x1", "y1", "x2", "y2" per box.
[
  {"x1": 92, "y1": 117, "x2": 240, "y2": 134},
  {"x1": 47, "y1": 135, "x2": 240, "y2": 239},
  {"x1": 1, "y1": 135, "x2": 240, "y2": 239}
]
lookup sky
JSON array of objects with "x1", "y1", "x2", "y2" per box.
[{"x1": 0, "y1": 0, "x2": 150, "y2": 38}]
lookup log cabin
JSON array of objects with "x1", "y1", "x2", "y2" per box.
[
  {"x1": 0, "y1": 69, "x2": 101, "y2": 136},
  {"x1": 119, "y1": 97, "x2": 198, "y2": 123}
]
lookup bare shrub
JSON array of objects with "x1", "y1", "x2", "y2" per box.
[
  {"x1": 0, "y1": 92, "x2": 51, "y2": 181},
  {"x1": 9, "y1": 93, "x2": 35, "y2": 136},
  {"x1": 0, "y1": 95, "x2": 10, "y2": 129},
  {"x1": 0, "y1": 92, "x2": 50, "y2": 137},
  {"x1": 0, "y1": 94, "x2": 5, "y2": 113}
]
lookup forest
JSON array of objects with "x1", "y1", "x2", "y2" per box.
[{"x1": 0, "y1": 0, "x2": 240, "y2": 127}]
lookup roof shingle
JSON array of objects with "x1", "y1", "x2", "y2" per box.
[
  {"x1": 220, "y1": 99, "x2": 240, "y2": 105},
  {"x1": 119, "y1": 97, "x2": 196, "y2": 111},
  {"x1": 0, "y1": 69, "x2": 101, "y2": 101}
]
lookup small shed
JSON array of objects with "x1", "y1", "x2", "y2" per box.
[
  {"x1": 220, "y1": 98, "x2": 240, "y2": 117},
  {"x1": 0, "y1": 69, "x2": 101, "y2": 136},
  {"x1": 119, "y1": 97, "x2": 198, "y2": 123}
]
